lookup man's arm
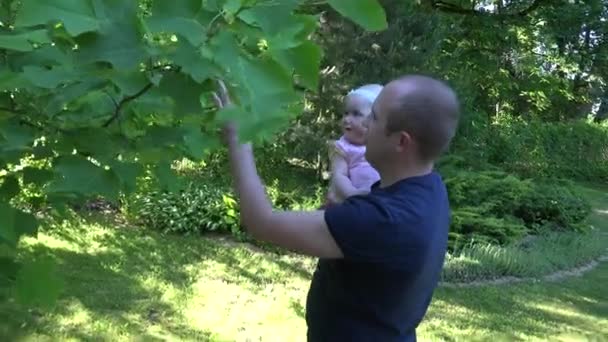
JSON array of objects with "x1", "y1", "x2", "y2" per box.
[
  {"x1": 331, "y1": 153, "x2": 368, "y2": 199},
  {"x1": 227, "y1": 141, "x2": 344, "y2": 258}
]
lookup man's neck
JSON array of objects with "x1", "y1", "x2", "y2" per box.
[{"x1": 378, "y1": 162, "x2": 434, "y2": 188}]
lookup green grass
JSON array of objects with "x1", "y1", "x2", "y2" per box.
[{"x1": 1, "y1": 184, "x2": 607, "y2": 341}]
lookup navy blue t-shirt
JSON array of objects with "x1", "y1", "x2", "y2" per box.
[{"x1": 305, "y1": 171, "x2": 450, "y2": 341}]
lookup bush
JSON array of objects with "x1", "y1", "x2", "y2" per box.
[
  {"x1": 445, "y1": 171, "x2": 592, "y2": 249},
  {"x1": 128, "y1": 172, "x2": 324, "y2": 239},
  {"x1": 131, "y1": 182, "x2": 242, "y2": 236},
  {"x1": 485, "y1": 118, "x2": 608, "y2": 181}
]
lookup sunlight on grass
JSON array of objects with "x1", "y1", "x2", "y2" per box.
[{"x1": 2, "y1": 183, "x2": 607, "y2": 341}]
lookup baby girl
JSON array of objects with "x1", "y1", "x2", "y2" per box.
[{"x1": 325, "y1": 84, "x2": 383, "y2": 205}]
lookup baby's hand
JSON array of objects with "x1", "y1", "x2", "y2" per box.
[{"x1": 354, "y1": 187, "x2": 370, "y2": 196}]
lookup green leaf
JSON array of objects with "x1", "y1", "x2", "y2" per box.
[
  {"x1": 182, "y1": 127, "x2": 216, "y2": 159},
  {"x1": 22, "y1": 167, "x2": 55, "y2": 186},
  {"x1": 172, "y1": 41, "x2": 220, "y2": 83},
  {"x1": 223, "y1": 0, "x2": 243, "y2": 17},
  {"x1": 108, "y1": 161, "x2": 143, "y2": 194},
  {"x1": 0, "y1": 119, "x2": 36, "y2": 151},
  {"x1": 239, "y1": 56, "x2": 293, "y2": 96},
  {"x1": 146, "y1": 0, "x2": 217, "y2": 47},
  {"x1": 47, "y1": 155, "x2": 121, "y2": 202},
  {"x1": 55, "y1": 91, "x2": 115, "y2": 128},
  {"x1": 138, "y1": 126, "x2": 184, "y2": 148},
  {"x1": 44, "y1": 78, "x2": 108, "y2": 116},
  {"x1": 104, "y1": 70, "x2": 149, "y2": 96},
  {"x1": 209, "y1": 30, "x2": 242, "y2": 74},
  {"x1": 158, "y1": 73, "x2": 207, "y2": 116},
  {"x1": 13, "y1": 258, "x2": 63, "y2": 309},
  {"x1": 76, "y1": 1, "x2": 147, "y2": 69},
  {"x1": 272, "y1": 40, "x2": 322, "y2": 90},
  {"x1": 0, "y1": 257, "x2": 19, "y2": 285},
  {"x1": 265, "y1": 14, "x2": 318, "y2": 50},
  {"x1": 10, "y1": 44, "x2": 73, "y2": 69},
  {"x1": 0, "y1": 29, "x2": 51, "y2": 52},
  {"x1": 0, "y1": 68, "x2": 32, "y2": 91},
  {"x1": 22, "y1": 65, "x2": 77, "y2": 89},
  {"x1": 327, "y1": 0, "x2": 387, "y2": 31},
  {"x1": 154, "y1": 162, "x2": 180, "y2": 192},
  {"x1": 0, "y1": 202, "x2": 38, "y2": 247},
  {"x1": 15, "y1": 0, "x2": 100, "y2": 36},
  {"x1": 0, "y1": 176, "x2": 20, "y2": 201},
  {"x1": 62, "y1": 129, "x2": 122, "y2": 160},
  {"x1": 238, "y1": 0, "x2": 301, "y2": 34}
]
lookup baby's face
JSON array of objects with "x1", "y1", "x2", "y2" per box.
[{"x1": 342, "y1": 95, "x2": 372, "y2": 145}]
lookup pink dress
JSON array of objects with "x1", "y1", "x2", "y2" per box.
[{"x1": 326, "y1": 136, "x2": 380, "y2": 204}]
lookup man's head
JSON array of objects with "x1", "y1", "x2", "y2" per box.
[{"x1": 365, "y1": 75, "x2": 460, "y2": 174}]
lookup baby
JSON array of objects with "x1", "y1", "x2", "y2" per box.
[{"x1": 325, "y1": 84, "x2": 383, "y2": 206}]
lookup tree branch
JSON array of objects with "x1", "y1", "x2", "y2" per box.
[
  {"x1": 102, "y1": 83, "x2": 154, "y2": 128},
  {"x1": 430, "y1": 0, "x2": 549, "y2": 17}
]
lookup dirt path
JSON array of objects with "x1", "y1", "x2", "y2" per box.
[{"x1": 440, "y1": 253, "x2": 608, "y2": 288}]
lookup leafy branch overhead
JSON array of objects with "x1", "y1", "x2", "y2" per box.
[
  {"x1": 0, "y1": 0, "x2": 386, "y2": 308},
  {"x1": 428, "y1": 0, "x2": 549, "y2": 17}
]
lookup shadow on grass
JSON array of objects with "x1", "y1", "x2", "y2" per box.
[{"x1": 1, "y1": 214, "x2": 315, "y2": 340}]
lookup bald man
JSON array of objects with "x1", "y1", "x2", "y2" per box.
[{"x1": 216, "y1": 74, "x2": 461, "y2": 342}]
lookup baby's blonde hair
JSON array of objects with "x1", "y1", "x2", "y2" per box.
[{"x1": 346, "y1": 83, "x2": 383, "y2": 105}]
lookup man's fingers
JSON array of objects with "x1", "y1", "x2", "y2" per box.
[
  {"x1": 217, "y1": 79, "x2": 231, "y2": 105},
  {"x1": 212, "y1": 92, "x2": 223, "y2": 108}
]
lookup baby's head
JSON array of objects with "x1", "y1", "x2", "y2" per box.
[{"x1": 342, "y1": 84, "x2": 383, "y2": 145}]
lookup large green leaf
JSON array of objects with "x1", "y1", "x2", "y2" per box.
[
  {"x1": 153, "y1": 161, "x2": 181, "y2": 192},
  {"x1": 237, "y1": 0, "x2": 301, "y2": 34},
  {"x1": 108, "y1": 160, "x2": 143, "y2": 194},
  {"x1": 15, "y1": 0, "x2": 100, "y2": 36},
  {"x1": 22, "y1": 167, "x2": 55, "y2": 186},
  {"x1": 146, "y1": 0, "x2": 211, "y2": 47},
  {"x1": 239, "y1": 56, "x2": 293, "y2": 96},
  {"x1": 62, "y1": 128, "x2": 123, "y2": 160},
  {"x1": 47, "y1": 155, "x2": 121, "y2": 202},
  {"x1": 272, "y1": 40, "x2": 322, "y2": 90},
  {"x1": 22, "y1": 65, "x2": 77, "y2": 89},
  {"x1": 0, "y1": 202, "x2": 38, "y2": 247},
  {"x1": 76, "y1": 1, "x2": 147, "y2": 69},
  {"x1": 327, "y1": 0, "x2": 387, "y2": 31},
  {"x1": 0, "y1": 119, "x2": 36, "y2": 151},
  {"x1": 158, "y1": 73, "x2": 207, "y2": 116},
  {"x1": 172, "y1": 41, "x2": 220, "y2": 83},
  {"x1": 181, "y1": 127, "x2": 217, "y2": 159},
  {"x1": 0, "y1": 29, "x2": 51, "y2": 52},
  {"x1": 0, "y1": 176, "x2": 20, "y2": 201},
  {"x1": 264, "y1": 14, "x2": 318, "y2": 51},
  {"x1": 13, "y1": 258, "x2": 63, "y2": 309}
]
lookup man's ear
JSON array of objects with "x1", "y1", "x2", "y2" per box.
[{"x1": 395, "y1": 131, "x2": 412, "y2": 153}]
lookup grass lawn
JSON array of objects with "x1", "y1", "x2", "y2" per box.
[{"x1": 1, "y1": 185, "x2": 607, "y2": 341}]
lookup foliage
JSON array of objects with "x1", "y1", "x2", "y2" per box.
[
  {"x1": 0, "y1": 0, "x2": 386, "y2": 308},
  {"x1": 132, "y1": 181, "x2": 241, "y2": 236},
  {"x1": 445, "y1": 171, "x2": 592, "y2": 248},
  {"x1": 129, "y1": 171, "x2": 323, "y2": 239},
  {"x1": 486, "y1": 118, "x2": 608, "y2": 181}
]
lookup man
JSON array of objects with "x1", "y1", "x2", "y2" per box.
[{"x1": 214, "y1": 74, "x2": 460, "y2": 341}]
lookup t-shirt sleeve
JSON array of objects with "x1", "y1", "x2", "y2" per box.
[{"x1": 324, "y1": 197, "x2": 406, "y2": 263}]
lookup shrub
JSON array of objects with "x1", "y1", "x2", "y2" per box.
[
  {"x1": 485, "y1": 118, "x2": 608, "y2": 181},
  {"x1": 445, "y1": 170, "x2": 592, "y2": 249},
  {"x1": 131, "y1": 182, "x2": 242, "y2": 236},
  {"x1": 128, "y1": 174, "x2": 324, "y2": 239}
]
